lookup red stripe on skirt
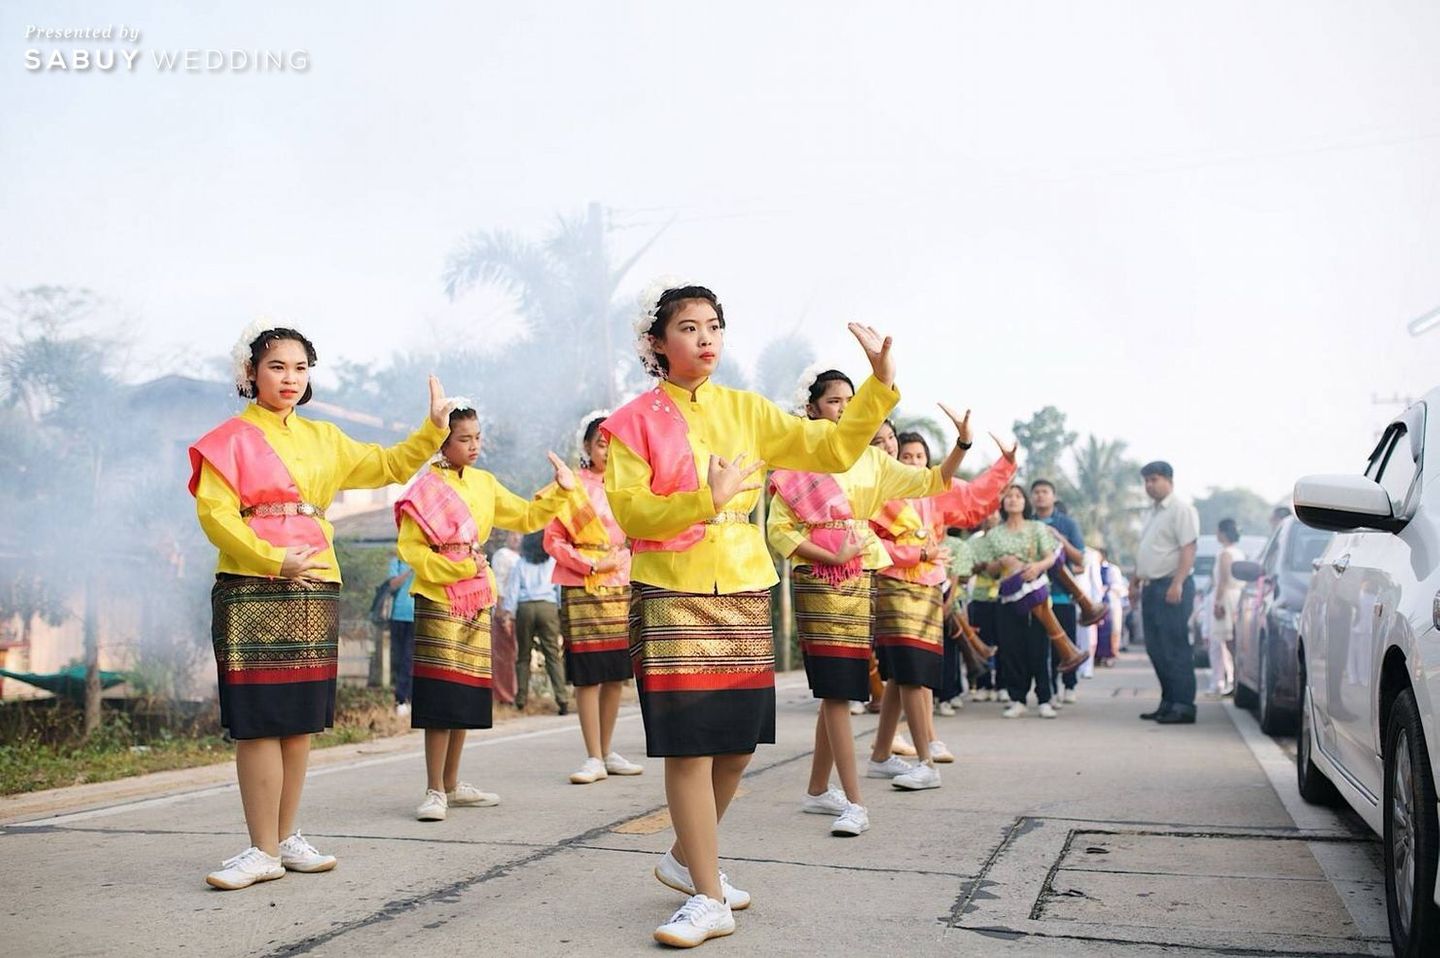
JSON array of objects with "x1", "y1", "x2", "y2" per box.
[
  {"x1": 222, "y1": 665, "x2": 336, "y2": 685},
  {"x1": 874, "y1": 635, "x2": 943, "y2": 653},
  {"x1": 640, "y1": 670, "x2": 774, "y2": 692},
  {"x1": 413, "y1": 664, "x2": 493, "y2": 688},
  {"x1": 802, "y1": 642, "x2": 874, "y2": 659},
  {"x1": 567, "y1": 638, "x2": 631, "y2": 653}
]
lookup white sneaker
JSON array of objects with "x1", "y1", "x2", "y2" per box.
[
  {"x1": 891, "y1": 734, "x2": 918, "y2": 757},
  {"x1": 936, "y1": 700, "x2": 956, "y2": 717},
  {"x1": 416, "y1": 788, "x2": 448, "y2": 821},
  {"x1": 998, "y1": 689, "x2": 1012, "y2": 703},
  {"x1": 1062, "y1": 688, "x2": 1078, "y2": 704},
  {"x1": 205, "y1": 846, "x2": 284, "y2": 890},
  {"x1": 892, "y1": 762, "x2": 942, "y2": 791},
  {"x1": 929, "y1": 740, "x2": 955, "y2": 764},
  {"x1": 1002, "y1": 703, "x2": 1027, "y2": 719},
  {"x1": 1038, "y1": 703, "x2": 1059, "y2": 719},
  {"x1": 654, "y1": 849, "x2": 751, "y2": 910},
  {"x1": 394, "y1": 702, "x2": 411, "y2": 718},
  {"x1": 571, "y1": 757, "x2": 609, "y2": 784},
  {"x1": 801, "y1": 784, "x2": 850, "y2": 815},
  {"x1": 604, "y1": 751, "x2": 644, "y2": 776},
  {"x1": 447, "y1": 782, "x2": 500, "y2": 806},
  {"x1": 831, "y1": 802, "x2": 870, "y2": 836},
  {"x1": 866, "y1": 755, "x2": 915, "y2": 779},
  {"x1": 653, "y1": 894, "x2": 735, "y2": 948},
  {"x1": 849, "y1": 700, "x2": 865, "y2": 715},
  {"x1": 278, "y1": 831, "x2": 336, "y2": 873}
]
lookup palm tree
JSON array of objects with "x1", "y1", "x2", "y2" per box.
[
  {"x1": 1068, "y1": 434, "x2": 1144, "y2": 565},
  {"x1": 443, "y1": 203, "x2": 665, "y2": 410}
]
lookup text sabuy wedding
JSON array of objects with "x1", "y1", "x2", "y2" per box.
[{"x1": 25, "y1": 48, "x2": 310, "y2": 72}]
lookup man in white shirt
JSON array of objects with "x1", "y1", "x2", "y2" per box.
[{"x1": 1134, "y1": 461, "x2": 1200, "y2": 724}]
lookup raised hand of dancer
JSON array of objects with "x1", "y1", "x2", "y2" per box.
[
  {"x1": 847, "y1": 323, "x2": 895, "y2": 387},
  {"x1": 832, "y1": 530, "x2": 864, "y2": 565},
  {"x1": 428, "y1": 375, "x2": 449, "y2": 429},
  {"x1": 280, "y1": 545, "x2": 331, "y2": 580},
  {"x1": 989, "y1": 432, "x2": 1019, "y2": 463},
  {"x1": 708, "y1": 452, "x2": 764, "y2": 509},
  {"x1": 940, "y1": 404, "x2": 972, "y2": 447},
  {"x1": 936, "y1": 404, "x2": 972, "y2": 483},
  {"x1": 547, "y1": 452, "x2": 577, "y2": 490}
]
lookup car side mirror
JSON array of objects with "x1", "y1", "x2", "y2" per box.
[
  {"x1": 1232, "y1": 560, "x2": 1262, "y2": 582},
  {"x1": 1293, "y1": 474, "x2": 1403, "y2": 534}
]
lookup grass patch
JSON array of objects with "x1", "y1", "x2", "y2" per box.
[{"x1": 0, "y1": 686, "x2": 413, "y2": 797}]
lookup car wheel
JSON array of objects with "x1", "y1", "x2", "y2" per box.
[
  {"x1": 1296, "y1": 678, "x2": 1339, "y2": 806},
  {"x1": 1384, "y1": 689, "x2": 1440, "y2": 956},
  {"x1": 1258, "y1": 635, "x2": 1297, "y2": 736}
]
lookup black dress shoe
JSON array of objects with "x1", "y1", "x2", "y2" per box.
[
  {"x1": 557, "y1": 701, "x2": 569, "y2": 716},
  {"x1": 1140, "y1": 707, "x2": 1170, "y2": 720},
  {"x1": 1155, "y1": 709, "x2": 1196, "y2": 724}
]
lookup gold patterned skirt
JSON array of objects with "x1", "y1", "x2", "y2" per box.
[
  {"x1": 411, "y1": 595, "x2": 494, "y2": 729},
  {"x1": 628, "y1": 584, "x2": 774, "y2": 757},
  {"x1": 873, "y1": 576, "x2": 945, "y2": 690},
  {"x1": 211, "y1": 574, "x2": 340, "y2": 740},
  {"x1": 793, "y1": 568, "x2": 875, "y2": 701},
  {"x1": 560, "y1": 585, "x2": 633, "y2": 686}
]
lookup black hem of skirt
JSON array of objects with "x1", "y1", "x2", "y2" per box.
[
  {"x1": 564, "y1": 648, "x2": 633, "y2": 687},
  {"x1": 802, "y1": 652, "x2": 871, "y2": 702}
]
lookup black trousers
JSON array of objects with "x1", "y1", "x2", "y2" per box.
[
  {"x1": 1142, "y1": 576, "x2": 1196, "y2": 712},
  {"x1": 998, "y1": 606, "x2": 1052, "y2": 705},
  {"x1": 389, "y1": 619, "x2": 415, "y2": 704}
]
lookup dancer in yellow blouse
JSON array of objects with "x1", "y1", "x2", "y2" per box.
[
  {"x1": 767, "y1": 367, "x2": 971, "y2": 838},
  {"x1": 544, "y1": 413, "x2": 645, "y2": 785},
  {"x1": 395, "y1": 400, "x2": 578, "y2": 822},
  {"x1": 190, "y1": 322, "x2": 450, "y2": 890},
  {"x1": 602, "y1": 277, "x2": 902, "y2": 948}
]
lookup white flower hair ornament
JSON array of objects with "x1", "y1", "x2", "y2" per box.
[
  {"x1": 790, "y1": 361, "x2": 830, "y2": 417},
  {"x1": 633, "y1": 274, "x2": 695, "y2": 378},
  {"x1": 444, "y1": 395, "x2": 476, "y2": 416},
  {"x1": 230, "y1": 318, "x2": 275, "y2": 396},
  {"x1": 574, "y1": 408, "x2": 611, "y2": 462}
]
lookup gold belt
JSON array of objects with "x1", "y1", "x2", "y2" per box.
[
  {"x1": 431, "y1": 541, "x2": 484, "y2": 559},
  {"x1": 241, "y1": 501, "x2": 326, "y2": 520},
  {"x1": 805, "y1": 519, "x2": 864, "y2": 531},
  {"x1": 706, "y1": 510, "x2": 751, "y2": 525}
]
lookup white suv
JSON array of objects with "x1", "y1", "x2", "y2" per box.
[{"x1": 1294, "y1": 395, "x2": 1437, "y2": 956}]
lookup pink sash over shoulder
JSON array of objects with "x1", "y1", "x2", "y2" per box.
[
  {"x1": 769, "y1": 470, "x2": 863, "y2": 586},
  {"x1": 601, "y1": 387, "x2": 707, "y2": 554},
  {"x1": 187, "y1": 417, "x2": 330, "y2": 558},
  {"x1": 394, "y1": 470, "x2": 493, "y2": 618}
]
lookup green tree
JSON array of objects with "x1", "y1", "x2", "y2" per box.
[
  {"x1": 0, "y1": 287, "x2": 157, "y2": 734},
  {"x1": 1013, "y1": 406, "x2": 1077, "y2": 493},
  {"x1": 1068, "y1": 434, "x2": 1144, "y2": 566},
  {"x1": 1194, "y1": 487, "x2": 1274, "y2": 540}
]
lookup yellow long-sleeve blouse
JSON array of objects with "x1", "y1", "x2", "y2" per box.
[
  {"x1": 767, "y1": 445, "x2": 946, "y2": 572},
  {"x1": 397, "y1": 463, "x2": 574, "y2": 606},
  {"x1": 605, "y1": 374, "x2": 899, "y2": 594},
  {"x1": 194, "y1": 403, "x2": 446, "y2": 583}
]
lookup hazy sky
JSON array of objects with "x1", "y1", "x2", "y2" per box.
[{"x1": 3, "y1": 1, "x2": 1437, "y2": 502}]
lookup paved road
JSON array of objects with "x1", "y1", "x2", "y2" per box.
[{"x1": 3, "y1": 653, "x2": 1390, "y2": 956}]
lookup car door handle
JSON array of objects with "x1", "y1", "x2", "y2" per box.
[{"x1": 1331, "y1": 553, "x2": 1351, "y2": 574}]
